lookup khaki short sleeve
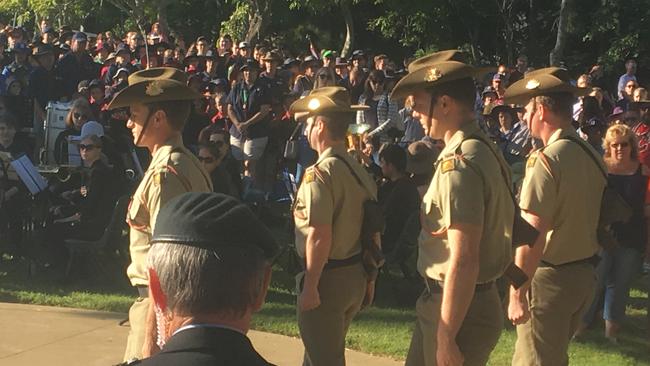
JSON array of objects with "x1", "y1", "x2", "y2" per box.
[
  {"x1": 148, "y1": 169, "x2": 191, "y2": 231},
  {"x1": 519, "y1": 153, "x2": 556, "y2": 221},
  {"x1": 438, "y1": 159, "x2": 485, "y2": 227},
  {"x1": 305, "y1": 167, "x2": 334, "y2": 226}
]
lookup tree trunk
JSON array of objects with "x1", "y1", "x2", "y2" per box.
[
  {"x1": 156, "y1": 0, "x2": 170, "y2": 40},
  {"x1": 340, "y1": 0, "x2": 354, "y2": 59},
  {"x1": 245, "y1": 0, "x2": 268, "y2": 43},
  {"x1": 550, "y1": 0, "x2": 570, "y2": 66}
]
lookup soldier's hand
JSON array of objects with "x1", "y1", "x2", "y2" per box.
[
  {"x1": 436, "y1": 334, "x2": 464, "y2": 366},
  {"x1": 298, "y1": 286, "x2": 321, "y2": 312},
  {"x1": 508, "y1": 287, "x2": 530, "y2": 325}
]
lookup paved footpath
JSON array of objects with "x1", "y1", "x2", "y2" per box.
[{"x1": 0, "y1": 302, "x2": 402, "y2": 366}]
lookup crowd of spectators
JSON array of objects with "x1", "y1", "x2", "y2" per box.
[{"x1": 0, "y1": 20, "x2": 649, "y2": 342}]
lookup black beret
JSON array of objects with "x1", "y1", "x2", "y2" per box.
[{"x1": 151, "y1": 192, "x2": 279, "y2": 259}]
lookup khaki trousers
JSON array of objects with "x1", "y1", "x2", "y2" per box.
[
  {"x1": 123, "y1": 296, "x2": 150, "y2": 362},
  {"x1": 405, "y1": 285, "x2": 503, "y2": 366},
  {"x1": 297, "y1": 263, "x2": 367, "y2": 366},
  {"x1": 512, "y1": 263, "x2": 596, "y2": 366}
]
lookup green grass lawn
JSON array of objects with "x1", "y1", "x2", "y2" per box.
[{"x1": 1, "y1": 251, "x2": 648, "y2": 365}]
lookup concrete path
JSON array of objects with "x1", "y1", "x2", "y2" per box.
[{"x1": 0, "y1": 302, "x2": 402, "y2": 366}]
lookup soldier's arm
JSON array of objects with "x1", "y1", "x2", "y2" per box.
[
  {"x1": 302, "y1": 224, "x2": 332, "y2": 301},
  {"x1": 437, "y1": 223, "x2": 482, "y2": 345}
]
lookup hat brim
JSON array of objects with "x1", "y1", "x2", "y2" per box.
[
  {"x1": 289, "y1": 96, "x2": 369, "y2": 115},
  {"x1": 504, "y1": 74, "x2": 589, "y2": 105},
  {"x1": 390, "y1": 61, "x2": 478, "y2": 100},
  {"x1": 107, "y1": 79, "x2": 202, "y2": 109}
]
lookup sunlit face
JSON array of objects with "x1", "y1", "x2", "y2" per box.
[
  {"x1": 126, "y1": 103, "x2": 152, "y2": 147},
  {"x1": 608, "y1": 136, "x2": 632, "y2": 161},
  {"x1": 79, "y1": 137, "x2": 101, "y2": 164},
  {"x1": 633, "y1": 88, "x2": 647, "y2": 102},
  {"x1": 410, "y1": 90, "x2": 444, "y2": 138},
  {"x1": 523, "y1": 98, "x2": 541, "y2": 138}
]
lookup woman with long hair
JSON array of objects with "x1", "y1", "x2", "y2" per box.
[
  {"x1": 356, "y1": 69, "x2": 401, "y2": 143},
  {"x1": 54, "y1": 99, "x2": 94, "y2": 164},
  {"x1": 579, "y1": 124, "x2": 650, "y2": 342}
]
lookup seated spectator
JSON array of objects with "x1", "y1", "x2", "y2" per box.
[
  {"x1": 140, "y1": 192, "x2": 278, "y2": 366},
  {"x1": 377, "y1": 144, "x2": 420, "y2": 257},
  {"x1": 580, "y1": 124, "x2": 649, "y2": 343},
  {"x1": 0, "y1": 112, "x2": 30, "y2": 156},
  {"x1": 54, "y1": 99, "x2": 93, "y2": 164},
  {"x1": 42, "y1": 134, "x2": 121, "y2": 265},
  {"x1": 198, "y1": 142, "x2": 238, "y2": 197},
  {"x1": 617, "y1": 79, "x2": 638, "y2": 111}
]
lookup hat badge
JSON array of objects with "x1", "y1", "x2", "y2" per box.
[
  {"x1": 525, "y1": 79, "x2": 540, "y2": 90},
  {"x1": 146, "y1": 81, "x2": 164, "y2": 96},
  {"x1": 425, "y1": 68, "x2": 443, "y2": 82},
  {"x1": 308, "y1": 98, "x2": 321, "y2": 111}
]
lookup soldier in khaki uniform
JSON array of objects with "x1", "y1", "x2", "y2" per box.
[
  {"x1": 505, "y1": 68, "x2": 605, "y2": 365},
  {"x1": 390, "y1": 55, "x2": 515, "y2": 366},
  {"x1": 107, "y1": 67, "x2": 213, "y2": 362},
  {"x1": 290, "y1": 87, "x2": 375, "y2": 366}
]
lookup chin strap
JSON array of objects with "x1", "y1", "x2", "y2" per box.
[{"x1": 135, "y1": 108, "x2": 154, "y2": 146}]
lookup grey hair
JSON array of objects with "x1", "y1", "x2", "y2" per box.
[{"x1": 148, "y1": 243, "x2": 268, "y2": 317}]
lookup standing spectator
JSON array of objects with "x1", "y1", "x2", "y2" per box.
[
  {"x1": 227, "y1": 59, "x2": 272, "y2": 191},
  {"x1": 356, "y1": 70, "x2": 401, "y2": 142},
  {"x1": 28, "y1": 44, "x2": 59, "y2": 114},
  {"x1": 618, "y1": 59, "x2": 638, "y2": 100},
  {"x1": 377, "y1": 144, "x2": 420, "y2": 257},
  {"x1": 374, "y1": 54, "x2": 388, "y2": 71},
  {"x1": 509, "y1": 54, "x2": 528, "y2": 84},
  {"x1": 334, "y1": 57, "x2": 349, "y2": 81},
  {"x1": 0, "y1": 42, "x2": 31, "y2": 95},
  {"x1": 631, "y1": 100, "x2": 650, "y2": 171},
  {"x1": 56, "y1": 32, "x2": 98, "y2": 99},
  {"x1": 617, "y1": 79, "x2": 638, "y2": 111},
  {"x1": 398, "y1": 96, "x2": 425, "y2": 146},
  {"x1": 217, "y1": 34, "x2": 233, "y2": 56},
  {"x1": 293, "y1": 56, "x2": 317, "y2": 96},
  {"x1": 492, "y1": 73, "x2": 506, "y2": 103},
  {"x1": 313, "y1": 67, "x2": 337, "y2": 89},
  {"x1": 578, "y1": 124, "x2": 649, "y2": 343},
  {"x1": 491, "y1": 105, "x2": 532, "y2": 164}
]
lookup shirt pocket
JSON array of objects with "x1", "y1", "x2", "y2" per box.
[{"x1": 127, "y1": 197, "x2": 150, "y2": 232}]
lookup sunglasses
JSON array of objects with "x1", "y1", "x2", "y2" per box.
[
  {"x1": 79, "y1": 144, "x2": 97, "y2": 151},
  {"x1": 610, "y1": 142, "x2": 630, "y2": 148},
  {"x1": 73, "y1": 112, "x2": 88, "y2": 119},
  {"x1": 197, "y1": 156, "x2": 215, "y2": 163}
]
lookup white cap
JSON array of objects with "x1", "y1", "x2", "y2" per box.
[{"x1": 80, "y1": 121, "x2": 105, "y2": 139}]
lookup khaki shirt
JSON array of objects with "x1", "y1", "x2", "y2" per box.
[
  {"x1": 126, "y1": 135, "x2": 212, "y2": 286},
  {"x1": 293, "y1": 144, "x2": 376, "y2": 260},
  {"x1": 519, "y1": 128, "x2": 606, "y2": 265},
  {"x1": 418, "y1": 122, "x2": 514, "y2": 283}
]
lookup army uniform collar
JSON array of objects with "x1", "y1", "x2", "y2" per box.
[
  {"x1": 438, "y1": 121, "x2": 481, "y2": 160},
  {"x1": 316, "y1": 144, "x2": 348, "y2": 164},
  {"x1": 150, "y1": 134, "x2": 184, "y2": 166},
  {"x1": 545, "y1": 127, "x2": 578, "y2": 147}
]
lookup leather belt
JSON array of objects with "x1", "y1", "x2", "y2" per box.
[
  {"x1": 424, "y1": 277, "x2": 494, "y2": 294},
  {"x1": 136, "y1": 285, "x2": 149, "y2": 298},
  {"x1": 301, "y1": 253, "x2": 363, "y2": 271},
  {"x1": 539, "y1": 255, "x2": 600, "y2": 269}
]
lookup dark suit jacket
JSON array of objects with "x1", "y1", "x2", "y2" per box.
[{"x1": 137, "y1": 326, "x2": 275, "y2": 366}]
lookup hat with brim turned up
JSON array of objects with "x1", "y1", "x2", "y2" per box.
[
  {"x1": 108, "y1": 67, "x2": 202, "y2": 109},
  {"x1": 504, "y1": 67, "x2": 589, "y2": 105},
  {"x1": 289, "y1": 86, "x2": 369, "y2": 116},
  {"x1": 390, "y1": 60, "x2": 478, "y2": 101}
]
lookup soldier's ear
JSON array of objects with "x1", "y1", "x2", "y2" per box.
[{"x1": 252, "y1": 265, "x2": 273, "y2": 313}]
